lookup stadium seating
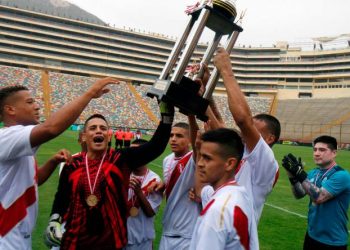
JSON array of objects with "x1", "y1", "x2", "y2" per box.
[
  {"x1": 0, "y1": 66, "x2": 274, "y2": 130},
  {"x1": 276, "y1": 98, "x2": 350, "y2": 143}
]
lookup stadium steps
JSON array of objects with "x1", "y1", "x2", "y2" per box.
[
  {"x1": 269, "y1": 94, "x2": 278, "y2": 116},
  {"x1": 302, "y1": 110, "x2": 350, "y2": 141},
  {"x1": 126, "y1": 83, "x2": 159, "y2": 126},
  {"x1": 276, "y1": 98, "x2": 350, "y2": 142},
  {"x1": 41, "y1": 70, "x2": 51, "y2": 119}
]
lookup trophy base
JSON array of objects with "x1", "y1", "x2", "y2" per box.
[{"x1": 147, "y1": 77, "x2": 209, "y2": 122}]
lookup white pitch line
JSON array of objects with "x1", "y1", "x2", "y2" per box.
[
  {"x1": 150, "y1": 163, "x2": 350, "y2": 232},
  {"x1": 265, "y1": 203, "x2": 307, "y2": 218},
  {"x1": 266, "y1": 203, "x2": 350, "y2": 233}
]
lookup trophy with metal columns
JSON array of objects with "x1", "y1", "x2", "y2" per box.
[{"x1": 147, "y1": 0, "x2": 243, "y2": 121}]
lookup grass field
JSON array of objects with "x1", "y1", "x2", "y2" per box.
[{"x1": 32, "y1": 130, "x2": 350, "y2": 249}]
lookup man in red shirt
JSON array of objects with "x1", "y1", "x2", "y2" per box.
[
  {"x1": 123, "y1": 128, "x2": 134, "y2": 148},
  {"x1": 45, "y1": 102, "x2": 174, "y2": 249},
  {"x1": 114, "y1": 128, "x2": 124, "y2": 149}
]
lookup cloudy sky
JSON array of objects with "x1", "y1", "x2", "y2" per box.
[{"x1": 67, "y1": 0, "x2": 350, "y2": 46}]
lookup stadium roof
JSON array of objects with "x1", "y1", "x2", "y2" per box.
[{"x1": 0, "y1": 0, "x2": 106, "y2": 25}]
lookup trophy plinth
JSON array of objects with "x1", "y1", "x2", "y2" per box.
[{"x1": 147, "y1": 0, "x2": 243, "y2": 121}]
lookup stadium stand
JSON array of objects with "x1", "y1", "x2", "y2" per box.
[
  {"x1": 276, "y1": 98, "x2": 350, "y2": 143},
  {"x1": 0, "y1": 0, "x2": 350, "y2": 143}
]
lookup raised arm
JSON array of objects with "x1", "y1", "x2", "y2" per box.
[
  {"x1": 30, "y1": 77, "x2": 119, "y2": 148},
  {"x1": 282, "y1": 154, "x2": 333, "y2": 204},
  {"x1": 213, "y1": 48, "x2": 260, "y2": 152},
  {"x1": 38, "y1": 149, "x2": 72, "y2": 186},
  {"x1": 122, "y1": 102, "x2": 174, "y2": 169}
]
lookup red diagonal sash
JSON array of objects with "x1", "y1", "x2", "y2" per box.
[{"x1": 165, "y1": 152, "x2": 193, "y2": 200}]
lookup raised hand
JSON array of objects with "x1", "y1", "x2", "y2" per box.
[
  {"x1": 159, "y1": 101, "x2": 175, "y2": 124},
  {"x1": 213, "y1": 48, "x2": 232, "y2": 74},
  {"x1": 282, "y1": 153, "x2": 307, "y2": 183},
  {"x1": 129, "y1": 177, "x2": 142, "y2": 194},
  {"x1": 88, "y1": 77, "x2": 120, "y2": 99},
  {"x1": 51, "y1": 149, "x2": 72, "y2": 165}
]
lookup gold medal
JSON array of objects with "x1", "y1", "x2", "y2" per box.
[
  {"x1": 129, "y1": 206, "x2": 139, "y2": 217},
  {"x1": 86, "y1": 194, "x2": 99, "y2": 207}
]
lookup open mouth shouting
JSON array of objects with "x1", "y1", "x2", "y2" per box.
[{"x1": 93, "y1": 135, "x2": 105, "y2": 145}]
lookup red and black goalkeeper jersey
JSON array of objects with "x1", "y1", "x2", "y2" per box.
[{"x1": 51, "y1": 122, "x2": 171, "y2": 250}]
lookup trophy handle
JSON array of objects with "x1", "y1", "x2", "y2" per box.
[
  {"x1": 171, "y1": 8, "x2": 211, "y2": 84},
  {"x1": 159, "y1": 15, "x2": 197, "y2": 80},
  {"x1": 193, "y1": 32, "x2": 222, "y2": 80},
  {"x1": 203, "y1": 30, "x2": 241, "y2": 99}
]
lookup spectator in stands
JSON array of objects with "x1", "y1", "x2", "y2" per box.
[
  {"x1": 124, "y1": 139, "x2": 163, "y2": 250},
  {"x1": 44, "y1": 101, "x2": 174, "y2": 249},
  {"x1": 282, "y1": 135, "x2": 350, "y2": 250},
  {"x1": 124, "y1": 128, "x2": 134, "y2": 148},
  {"x1": 115, "y1": 127, "x2": 124, "y2": 149},
  {"x1": 0, "y1": 77, "x2": 119, "y2": 249}
]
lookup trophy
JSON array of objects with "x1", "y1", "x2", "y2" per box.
[{"x1": 147, "y1": 0, "x2": 243, "y2": 121}]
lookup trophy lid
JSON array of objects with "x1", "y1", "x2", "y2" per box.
[{"x1": 212, "y1": 0, "x2": 237, "y2": 21}]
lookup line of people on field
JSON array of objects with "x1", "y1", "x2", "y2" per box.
[
  {"x1": 113, "y1": 127, "x2": 137, "y2": 149},
  {"x1": 0, "y1": 48, "x2": 349, "y2": 250}
]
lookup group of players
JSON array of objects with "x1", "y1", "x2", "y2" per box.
[
  {"x1": 113, "y1": 128, "x2": 140, "y2": 149},
  {"x1": 0, "y1": 48, "x2": 349, "y2": 250}
]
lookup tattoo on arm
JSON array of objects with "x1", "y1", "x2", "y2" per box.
[
  {"x1": 301, "y1": 180, "x2": 333, "y2": 204},
  {"x1": 291, "y1": 182, "x2": 306, "y2": 199}
]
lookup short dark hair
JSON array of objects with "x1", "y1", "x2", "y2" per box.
[
  {"x1": 254, "y1": 113, "x2": 281, "y2": 145},
  {"x1": 201, "y1": 128, "x2": 244, "y2": 163},
  {"x1": 314, "y1": 135, "x2": 337, "y2": 150},
  {"x1": 0, "y1": 85, "x2": 29, "y2": 117},
  {"x1": 173, "y1": 122, "x2": 189, "y2": 131},
  {"x1": 84, "y1": 114, "x2": 108, "y2": 130},
  {"x1": 131, "y1": 138, "x2": 148, "y2": 145}
]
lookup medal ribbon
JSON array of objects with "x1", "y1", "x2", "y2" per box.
[
  {"x1": 85, "y1": 151, "x2": 107, "y2": 195},
  {"x1": 314, "y1": 161, "x2": 337, "y2": 186}
]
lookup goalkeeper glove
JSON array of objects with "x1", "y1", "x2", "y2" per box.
[
  {"x1": 282, "y1": 153, "x2": 307, "y2": 183},
  {"x1": 159, "y1": 101, "x2": 174, "y2": 124},
  {"x1": 44, "y1": 213, "x2": 62, "y2": 247}
]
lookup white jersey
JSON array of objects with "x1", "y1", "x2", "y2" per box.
[
  {"x1": 202, "y1": 136, "x2": 279, "y2": 223},
  {"x1": 161, "y1": 152, "x2": 200, "y2": 238},
  {"x1": 0, "y1": 125, "x2": 38, "y2": 250},
  {"x1": 190, "y1": 182, "x2": 259, "y2": 250},
  {"x1": 126, "y1": 170, "x2": 162, "y2": 246}
]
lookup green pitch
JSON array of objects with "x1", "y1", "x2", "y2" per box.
[{"x1": 32, "y1": 130, "x2": 350, "y2": 249}]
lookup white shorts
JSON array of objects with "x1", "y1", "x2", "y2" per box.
[
  {"x1": 123, "y1": 239, "x2": 152, "y2": 250},
  {"x1": 159, "y1": 235, "x2": 191, "y2": 250}
]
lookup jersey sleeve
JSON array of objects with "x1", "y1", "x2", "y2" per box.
[
  {"x1": 0, "y1": 125, "x2": 37, "y2": 160},
  {"x1": 322, "y1": 170, "x2": 350, "y2": 197},
  {"x1": 146, "y1": 174, "x2": 163, "y2": 212},
  {"x1": 193, "y1": 206, "x2": 227, "y2": 249},
  {"x1": 201, "y1": 185, "x2": 214, "y2": 207},
  {"x1": 244, "y1": 136, "x2": 278, "y2": 187}
]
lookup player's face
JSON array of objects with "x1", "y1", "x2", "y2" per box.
[
  {"x1": 313, "y1": 142, "x2": 336, "y2": 167},
  {"x1": 197, "y1": 142, "x2": 229, "y2": 189},
  {"x1": 253, "y1": 118, "x2": 274, "y2": 146},
  {"x1": 83, "y1": 118, "x2": 109, "y2": 153},
  {"x1": 7, "y1": 90, "x2": 40, "y2": 125},
  {"x1": 169, "y1": 127, "x2": 190, "y2": 157}
]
